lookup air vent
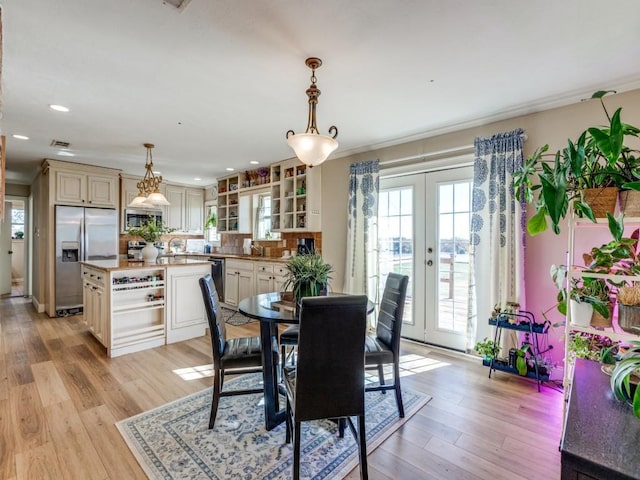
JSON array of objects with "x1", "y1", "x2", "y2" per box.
[{"x1": 50, "y1": 139, "x2": 70, "y2": 148}]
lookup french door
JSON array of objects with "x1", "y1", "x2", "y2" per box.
[{"x1": 378, "y1": 167, "x2": 473, "y2": 350}]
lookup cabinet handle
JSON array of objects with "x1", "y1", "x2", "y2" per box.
[{"x1": 97, "y1": 276, "x2": 102, "y2": 280}]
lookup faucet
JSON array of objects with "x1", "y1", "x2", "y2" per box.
[{"x1": 251, "y1": 244, "x2": 264, "y2": 256}]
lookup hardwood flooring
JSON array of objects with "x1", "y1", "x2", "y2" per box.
[{"x1": 0, "y1": 296, "x2": 563, "y2": 479}]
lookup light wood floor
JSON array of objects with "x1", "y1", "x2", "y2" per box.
[{"x1": 0, "y1": 296, "x2": 563, "y2": 479}]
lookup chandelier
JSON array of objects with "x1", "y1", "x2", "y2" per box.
[
  {"x1": 286, "y1": 57, "x2": 338, "y2": 167},
  {"x1": 128, "y1": 143, "x2": 170, "y2": 207}
]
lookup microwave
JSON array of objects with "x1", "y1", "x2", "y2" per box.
[{"x1": 125, "y1": 208, "x2": 163, "y2": 228}]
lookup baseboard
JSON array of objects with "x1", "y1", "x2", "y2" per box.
[{"x1": 31, "y1": 296, "x2": 45, "y2": 313}]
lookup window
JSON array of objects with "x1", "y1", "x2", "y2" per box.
[
  {"x1": 205, "y1": 205, "x2": 220, "y2": 245},
  {"x1": 11, "y1": 203, "x2": 25, "y2": 239},
  {"x1": 254, "y1": 193, "x2": 280, "y2": 240}
]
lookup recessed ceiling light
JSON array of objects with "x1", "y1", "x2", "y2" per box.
[
  {"x1": 194, "y1": 177, "x2": 202, "y2": 181},
  {"x1": 12, "y1": 134, "x2": 29, "y2": 140},
  {"x1": 250, "y1": 161, "x2": 259, "y2": 165},
  {"x1": 49, "y1": 104, "x2": 70, "y2": 112},
  {"x1": 226, "y1": 168, "x2": 235, "y2": 172},
  {"x1": 153, "y1": 171, "x2": 162, "y2": 175},
  {"x1": 57, "y1": 151, "x2": 75, "y2": 157}
]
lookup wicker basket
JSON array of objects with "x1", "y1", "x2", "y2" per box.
[
  {"x1": 582, "y1": 187, "x2": 619, "y2": 218},
  {"x1": 590, "y1": 304, "x2": 613, "y2": 328},
  {"x1": 619, "y1": 190, "x2": 640, "y2": 217}
]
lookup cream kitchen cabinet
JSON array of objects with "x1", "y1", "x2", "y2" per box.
[
  {"x1": 165, "y1": 184, "x2": 204, "y2": 233},
  {"x1": 82, "y1": 265, "x2": 108, "y2": 346},
  {"x1": 224, "y1": 259, "x2": 254, "y2": 307},
  {"x1": 53, "y1": 167, "x2": 118, "y2": 207},
  {"x1": 255, "y1": 261, "x2": 288, "y2": 294},
  {"x1": 165, "y1": 264, "x2": 210, "y2": 343}
]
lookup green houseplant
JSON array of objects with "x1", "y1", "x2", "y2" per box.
[
  {"x1": 473, "y1": 338, "x2": 500, "y2": 361},
  {"x1": 204, "y1": 210, "x2": 217, "y2": 230},
  {"x1": 514, "y1": 90, "x2": 640, "y2": 235},
  {"x1": 126, "y1": 216, "x2": 175, "y2": 262},
  {"x1": 610, "y1": 340, "x2": 640, "y2": 418},
  {"x1": 282, "y1": 253, "x2": 333, "y2": 301}
]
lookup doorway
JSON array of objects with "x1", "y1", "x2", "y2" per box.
[
  {"x1": 1, "y1": 199, "x2": 27, "y2": 298},
  {"x1": 378, "y1": 166, "x2": 473, "y2": 350}
]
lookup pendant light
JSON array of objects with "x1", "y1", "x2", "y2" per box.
[
  {"x1": 286, "y1": 57, "x2": 338, "y2": 167},
  {"x1": 128, "y1": 143, "x2": 170, "y2": 207}
]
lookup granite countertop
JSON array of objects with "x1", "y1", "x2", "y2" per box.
[
  {"x1": 561, "y1": 358, "x2": 640, "y2": 478},
  {"x1": 81, "y1": 257, "x2": 212, "y2": 271},
  {"x1": 166, "y1": 252, "x2": 289, "y2": 263}
]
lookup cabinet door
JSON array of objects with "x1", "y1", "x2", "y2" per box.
[
  {"x1": 165, "y1": 186, "x2": 185, "y2": 231},
  {"x1": 238, "y1": 270, "x2": 254, "y2": 302},
  {"x1": 166, "y1": 265, "x2": 209, "y2": 343},
  {"x1": 224, "y1": 270, "x2": 239, "y2": 307},
  {"x1": 93, "y1": 286, "x2": 106, "y2": 343},
  {"x1": 56, "y1": 171, "x2": 86, "y2": 204},
  {"x1": 185, "y1": 188, "x2": 204, "y2": 233},
  {"x1": 83, "y1": 282, "x2": 94, "y2": 330},
  {"x1": 273, "y1": 264, "x2": 288, "y2": 293},
  {"x1": 255, "y1": 272, "x2": 274, "y2": 295},
  {"x1": 87, "y1": 175, "x2": 117, "y2": 207}
]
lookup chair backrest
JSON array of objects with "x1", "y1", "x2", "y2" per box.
[
  {"x1": 376, "y1": 273, "x2": 409, "y2": 352},
  {"x1": 294, "y1": 295, "x2": 368, "y2": 422},
  {"x1": 199, "y1": 274, "x2": 226, "y2": 361}
]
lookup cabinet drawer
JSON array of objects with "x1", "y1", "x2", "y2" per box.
[
  {"x1": 255, "y1": 262, "x2": 274, "y2": 274},
  {"x1": 273, "y1": 264, "x2": 288, "y2": 277},
  {"x1": 226, "y1": 259, "x2": 254, "y2": 273},
  {"x1": 81, "y1": 266, "x2": 106, "y2": 287}
]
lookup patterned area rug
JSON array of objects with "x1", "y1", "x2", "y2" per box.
[
  {"x1": 220, "y1": 306, "x2": 254, "y2": 326},
  {"x1": 116, "y1": 373, "x2": 430, "y2": 479}
]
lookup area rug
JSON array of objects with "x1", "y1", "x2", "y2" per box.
[
  {"x1": 220, "y1": 306, "x2": 254, "y2": 326},
  {"x1": 116, "y1": 373, "x2": 430, "y2": 479}
]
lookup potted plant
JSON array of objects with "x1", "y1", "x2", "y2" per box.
[
  {"x1": 473, "y1": 337, "x2": 501, "y2": 362},
  {"x1": 126, "y1": 216, "x2": 175, "y2": 262},
  {"x1": 549, "y1": 264, "x2": 611, "y2": 327},
  {"x1": 514, "y1": 90, "x2": 640, "y2": 235},
  {"x1": 282, "y1": 253, "x2": 333, "y2": 303},
  {"x1": 567, "y1": 331, "x2": 619, "y2": 364},
  {"x1": 610, "y1": 340, "x2": 640, "y2": 418},
  {"x1": 616, "y1": 284, "x2": 640, "y2": 334}
]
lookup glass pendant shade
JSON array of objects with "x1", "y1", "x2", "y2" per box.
[
  {"x1": 128, "y1": 195, "x2": 148, "y2": 207},
  {"x1": 146, "y1": 191, "x2": 170, "y2": 206},
  {"x1": 287, "y1": 133, "x2": 338, "y2": 167}
]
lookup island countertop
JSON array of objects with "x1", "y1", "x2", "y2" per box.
[{"x1": 81, "y1": 257, "x2": 211, "y2": 271}]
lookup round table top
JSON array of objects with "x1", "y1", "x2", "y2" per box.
[
  {"x1": 238, "y1": 292, "x2": 298, "y2": 323},
  {"x1": 238, "y1": 292, "x2": 374, "y2": 324}
]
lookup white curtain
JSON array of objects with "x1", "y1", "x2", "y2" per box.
[
  {"x1": 469, "y1": 128, "x2": 527, "y2": 350},
  {"x1": 343, "y1": 160, "x2": 379, "y2": 316}
]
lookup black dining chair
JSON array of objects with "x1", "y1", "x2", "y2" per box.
[
  {"x1": 364, "y1": 273, "x2": 409, "y2": 418},
  {"x1": 199, "y1": 274, "x2": 277, "y2": 429},
  {"x1": 284, "y1": 295, "x2": 369, "y2": 480}
]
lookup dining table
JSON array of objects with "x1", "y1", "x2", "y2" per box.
[{"x1": 238, "y1": 291, "x2": 374, "y2": 431}]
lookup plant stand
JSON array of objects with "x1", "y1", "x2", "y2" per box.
[{"x1": 486, "y1": 311, "x2": 550, "y2": 391}]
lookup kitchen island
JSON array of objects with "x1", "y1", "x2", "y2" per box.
[{"x1": 81, "y1": 257, "x2": 212, "y2": 357}]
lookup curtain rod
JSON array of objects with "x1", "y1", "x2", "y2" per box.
[
  {"x1": 379, "y1": 134, "x2": 528, "y2": 167},
  {"x1": 379, "y1": 144, "x2": 474, "y2": 166}
]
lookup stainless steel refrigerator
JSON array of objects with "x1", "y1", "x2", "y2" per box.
[{"x1": 55, "y1": 205, "x2": 118, "y2": 316}]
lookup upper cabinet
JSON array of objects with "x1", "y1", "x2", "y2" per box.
[
  {"x1": 216, "y1": 160, "x2": 321, "y2": 233},
  {"x1": 55, "y1": 170, "x2": 117, "y2": 207},
  {"x1": 164, "y1": 184, "x2": 204, "y2": 234},
  {"x1": 271, "y1": 159, "x2": 321, "y2": 232},
  {"x1": 44, "y1": 159, "x2": 119, "y2": 209}
]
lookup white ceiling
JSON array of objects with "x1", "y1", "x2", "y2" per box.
[{"x1": 2, "y1": 0, "x2": 640, "y2": 186}]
